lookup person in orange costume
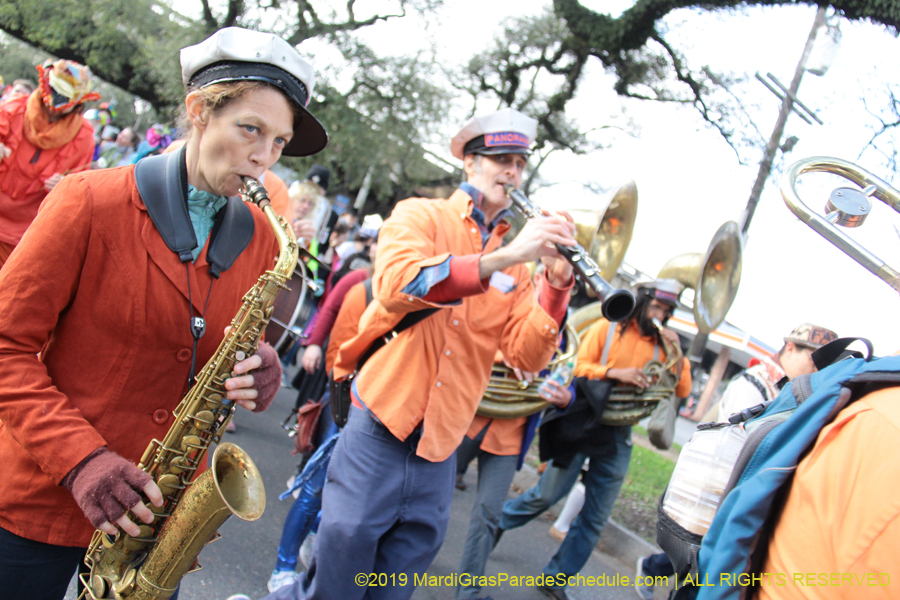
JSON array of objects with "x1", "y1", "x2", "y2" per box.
[
  {"x1": 264, "y1": 107, "x2": 577, "y2": 600},
  {"x1": 0, "y1": 27, "x2": 328, "y2": 599},
  {"x1": 0, "y1": 59, "x2": 97, "y2": 268}
]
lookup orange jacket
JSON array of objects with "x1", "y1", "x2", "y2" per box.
[
  {"x1": 0, "y1": 92, "x2": 95, "y2": 245},
  {"x1": 575, "y1": 318, "x2": 691, "y2": 398},
  {"x1": 0, "y1": 167, "x2": 277, "y2": 546},
  {"x1": 334, "y1": 189, "x2": 565, "y2": 462}
]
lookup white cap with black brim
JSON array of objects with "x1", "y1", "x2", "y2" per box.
[{"x1": 180, "y1": 27, "x2": 328, "y2": 157}]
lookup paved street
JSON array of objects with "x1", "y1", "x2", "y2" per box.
[{"x1": 67, "y1": 371, "x2": 652, "y2": 600}]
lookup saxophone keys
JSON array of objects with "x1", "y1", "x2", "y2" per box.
[
  {"x1": 114, "y1": 569, "x2": 137, "y2": 596},
  {"x1": 89, "y1": 573, "x2": 111, "y2": 598},
  {"x1": 192, "y1": 410, "x2": 215, "y2": 430},
  {"x1": 181, "y1": 435, "x2": 202, "y2": 452},
  {"x1": 157, "y1": 473, "x2": 182, "y2": 496},
  {"x1": 169, "y1": 455, "x2": 191, "y2": 475}
]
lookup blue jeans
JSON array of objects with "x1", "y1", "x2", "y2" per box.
[
  {"x1": 500, "y1": 425, "x2": 633, "y2": 587},
  {"x1": 454, "y1": 435, "x2": 518, "y2": 600},
  {"x1": 275, "y1": 430, "x2": 340, "y2": 572}
]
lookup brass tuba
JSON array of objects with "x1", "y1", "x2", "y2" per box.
[
  {"x1": 79, "y1": 177, "x2": 299, "y2": 599},
  {"x1": 656, "y1": 221, "x2": 743, "y2": 335},
  {"x1": 569, "y1": 180, "x2": 638, "y2": 285},
  {"x1": 780, "y1": 156, "x2": 900, "y2": 290},
  {"x1": 478, "y1": 323, "x2": 579, "y2": 419}
]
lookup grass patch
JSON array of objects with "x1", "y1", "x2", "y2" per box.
[{"x1": 610, "y1": 434, "x2": 677, "y2": 543}]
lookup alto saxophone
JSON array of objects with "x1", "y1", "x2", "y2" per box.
[{"x1": 79, "y1": 177, "x2": 299, "y2": 599}]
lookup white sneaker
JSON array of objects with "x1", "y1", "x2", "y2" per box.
[
  {"x1": 299, "y1": 533, "x2": 316, "y2": 569},
  {"x1": 226, "y1": 595, "x2": 251, "y2": 600},
  {"x1": 267, "y1": 569, "x2": 300, "y2": 593},
  {"x1": 634, "y1": 556, "x2": 654, "y2": 600}
]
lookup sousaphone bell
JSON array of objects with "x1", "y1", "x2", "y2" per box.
[{"x1": 657, "y1": 220, "x2": 743, "y2": 335}]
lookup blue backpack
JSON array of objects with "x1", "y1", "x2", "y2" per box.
[{"x1": 658, "y1": 348, "x2": 900, "y2": 600}]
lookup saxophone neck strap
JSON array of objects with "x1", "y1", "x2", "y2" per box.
[{"x1": 134, "y1": 146, "x2": 255, "y2": 277}]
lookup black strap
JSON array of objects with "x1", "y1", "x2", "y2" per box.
[
  {"x1": 740, "y1": 371, "x2": 771, "y2": 401},
  {"x1": 135, "y1": 147, "x2": 195, "y2": 263},
  {"x1": 134, "y1": 146, "x2": 255, "y2": 276},
  {"x1": 357, "y1": 307, "x2": 440, "y2": 369},
  {"x1": 205, "y1": 196, "x2": 255, "y2": 278},
  {"x1": 812, "y1": 336, "x2": 873, "y2": 370}
]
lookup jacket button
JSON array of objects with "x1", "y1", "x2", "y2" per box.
[
  {"x1": 176, "y1": 348, "x2": 192, "y2": 362},
  {"x1": 152, "y1": 409, "x2": 169, "y2": 424}
]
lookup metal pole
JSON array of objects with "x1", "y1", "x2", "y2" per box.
[{"x1": 741, "y1": 6, "x2": 827, "y2": 237}]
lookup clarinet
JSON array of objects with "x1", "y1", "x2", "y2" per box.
[{"x1": 504, "y1": 184, "x2": 635, "y2": 322}]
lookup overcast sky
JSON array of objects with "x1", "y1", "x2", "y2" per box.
[{"x1": 291, "y1": 0, "x2": 900, "y2": 354}]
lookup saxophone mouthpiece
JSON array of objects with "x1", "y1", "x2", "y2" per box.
[{"x1": 240, "y1": 177, "x2": 271, "y2": 209}]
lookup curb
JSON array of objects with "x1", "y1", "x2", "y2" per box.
[{"x1": 510, "y1": 464, "x2": 660, "y2": 568}]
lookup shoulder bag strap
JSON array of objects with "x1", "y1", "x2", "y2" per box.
[
  {"x1": 599, "y1": 323, "x2": 618, "y2": 367},
  {"x1": 356, "y1": 307, "x2": 441, "y2": 369}
]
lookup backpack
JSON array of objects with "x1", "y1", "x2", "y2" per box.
[{"x1": 657, "y1": 345, "x2": 900, "y2": 600}]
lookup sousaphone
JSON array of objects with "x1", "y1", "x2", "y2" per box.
[
  {"x1": 477, "y1": 181, "x2": 638, "y2": 419},
  {"x1": 568, "y1": 220, "x2": 743, "y2": 426}
]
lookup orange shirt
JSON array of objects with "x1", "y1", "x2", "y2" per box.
[
  {"x1": 466, "y1": 415, "x2": 527, "y2": 456},
  {"x1": 760, "y1": 387, "x2": 900, "y2": 600},
  {"x1": 574, "y1": 318, "x2": 691, "y2": 398},
  {"x1": 334, "y1": 189, "x2": 565, "y2": 462}
]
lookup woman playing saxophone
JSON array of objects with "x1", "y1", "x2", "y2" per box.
[{"x1": 0, "y1": 27, "x2": 327, "y2": 600}]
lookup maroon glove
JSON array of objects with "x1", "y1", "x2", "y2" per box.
[
  {"x1": 62, "y1": 448, "x2": 152, "y2": 528},
  {"x1": 251, "y1": 341, "x2": 281, "y2": 413}
]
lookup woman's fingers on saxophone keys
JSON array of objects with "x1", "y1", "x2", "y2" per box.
[
  {"x1": 233, "y1": 353, "x2": 263, "y2": 375},
  {"x1": 130, "y1": 498, "x2": 155, "y2": 526},
  {"x1": 114, "y1": 506, "x2": 147, "y2": 537},
  {"x1": 228, "y1": 353, "x2": 262, "y2": 404},
  {"x1": 143, "y1": 480, "x2": 164, "y2": 508},
  {"x1": 98, "y1": 521, "x2": 117, "y2": 536}
]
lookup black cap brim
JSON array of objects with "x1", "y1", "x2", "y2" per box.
[
  {"x1": 472, "y1": 146, "x2": 531, "y2": 156},
  {"x1": 189, "y1": 61, "x2": 328, "y2": 157}
]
